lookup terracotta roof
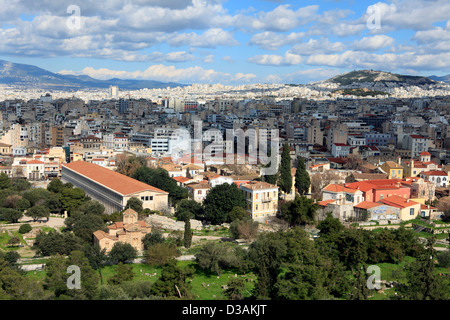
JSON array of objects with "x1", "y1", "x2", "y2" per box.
[
  {"x1": 173, "y1": 176, "x2": 192, "y2": 183},
  {"x1": 318, "y1": 199, "x2": 335, "y2": 207},
  {"x1": 240, "y1": 181, "x2": 278, "y2": 190},
  {"x1": 323, "y1": 184, "x2": 360, "y2": 193},
  {"x1": 93, "y1": 230, "x2": 115, "y2": 241},
  {"x1": 379, "y1": 195, "x2": 420, "y2": 208},
  {"x1": 187, "y1": 183, "x2": 211, "y2": 189},
  {"x1": 354, "y1": 201, "x2": 383, "y2": 209},
  {"x1": 420, "y1": 170, "x2": 447, "y2": 176},
  {"x1": 419, "y1": 152, "x2": 431, "y2": 156},
  {"x1": 420, "y1": 204, "x2": 436, "y2": 210},
  {"x1": 410, "y1": 135, "x2": 426, "y2": 139},
  {"x1": 27, "y1": 160, "x2": 45, "y2": 164},
  {"x1": 108, "y1": 222, "x2": 124, "y2": 230},
  {"x1": 63, "y1": 161, "x2": 168, "y2": 196}
]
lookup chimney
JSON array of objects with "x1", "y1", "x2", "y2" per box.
[
  {"x1": 398, "y1": 156, "x2": 401, "y2": 165},
  {"x1": 406, "y1": 199, "x2": 409, "y2": 203}
]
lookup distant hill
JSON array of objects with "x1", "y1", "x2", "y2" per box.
[
  {"x1": 327, "y1": 70, "x2": 435, "y2": 86},
  {"x1": 0, "y1": 59, "x2": 187, "y2": 90},
  {"x1": 428, "y1": 74, "x2": 450, "y2": 83}
]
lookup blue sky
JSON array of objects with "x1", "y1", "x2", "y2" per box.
[{"x1": 1, "y1": 0, "x2": 450, "y2": 85}]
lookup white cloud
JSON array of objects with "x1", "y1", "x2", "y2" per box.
[
  {"x1": 167, "y1": 28, "x2": 239, "y2": 48},
  {"x1": 290, "y1": 38, "x2": 346, "y2": 55},
  {"x1": 249, "y1": 31, "x2": 305, "y2": 51},
  {"x1": 59, "y1": 64, "x2": 257, "y2": 84},
  {"x1": 248, "y1": 52, "x2": 303, "y2": 66},
  {"x1": 352, "y1": 35, "x2": 395, "y2": 51}
]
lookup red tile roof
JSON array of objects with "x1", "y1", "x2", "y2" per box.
[
  {"x1": 63, "y1": 161, "x2": 168, "y2": 196},
  {"x1": 420, "y1": 170, "x2": 447, "y2": 176},
  {"x1": 354, "y1": 201, "x2": 383, "y2": 209},
  {"x1": 379, "y1": 195, "x2": 420, "y2": 208},
  {"x1": 318, "y1": 199, "x2": 335, "y2": 207},
  {"x1": 419, "y1": 152, "x2": 431, "y2": 156}
]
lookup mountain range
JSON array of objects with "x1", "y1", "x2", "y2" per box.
[
  {"x1": 0, "y1": 59, "x2": 187, "y2": 91},
  {"x1": 0, "y1": 59, "x2": 448, "y2": 91}
]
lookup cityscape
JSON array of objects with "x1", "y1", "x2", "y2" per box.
[{"x1": 0, "y1": 0, "x2": 448, "y2": 311}]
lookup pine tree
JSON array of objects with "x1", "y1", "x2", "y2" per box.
[{"x1": 295, "y1": 157, "x2": 310, "y2": 196}]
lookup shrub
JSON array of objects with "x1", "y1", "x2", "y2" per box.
[
  {"x1": 19, "y1": 224, "x2": 32, "y2": 234},
  {"x1": 437, "y1": 250, "x2": 450, "y2": 268}
]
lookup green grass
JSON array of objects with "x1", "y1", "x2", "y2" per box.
[
  {"x1": 24, "y1": 259, "x2": 256, "y2": 300},
  {"x1": 178, "y1": 261, "x2": 256, "y2": 300},
  {"x1": 0, "y1": 231, "x2": 26, "y2": 251},
  {"x1": 375, "y1": 256, "x2": 415, "y2": 283}
]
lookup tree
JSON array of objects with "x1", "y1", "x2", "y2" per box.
[
  {"x1": 183, "y1": 219, "x2": 192, "y2": 249},
  {"x1": 230, "y1": 218, "x2": 259, "y2": 242},
  {"x1": 224, "y1": 278, "x2": 245, "y2": 300},
  {"x1": 402, "y1": 237, "x2": 447, "y2": 300},
  {"x1": 0, "y1": 263, "x2": 47, "y2": 300},
  {"x1": 150, "y1": 261, "x2": 192, "y2": 299},
  {"x1": 142, "y1": 229, "x2": 165, "y2": 250},
  {"x1": 78, "y1": 200, "x2": 105, "y2": 216},
  {"x1": 11, "y1": 179, "x2": 31, "y2": 192},
  {"x1": 59, "y1": 188, "x2": 86, "y2": 213},
  {"x1": 228, "y1": 206, "x2": 250, "y2": 222},
  {"x1": 23, "y1": 188, "x2": 51, "y2": 207},
  {"x1": 44, "y1": 254, "x2": 70, "y2": 298},
  {"x1": 278, "y1": 143, "x2": 292, "y2": 194},
  {"x1": 195, "y1": 242, "x2": 242, "y2": 275},
  {"x1": 16, "y1": 198, "x2": 31, "y2": 212},
  {"x1": 279, "y1": 195, "x2": 318, "y2": 227},
  {"x1": 47, "y1": 178, "x2": 65, "y2": 193},
  {"x1": 67, "y1": 250, "x2": 100, "y2": 300},
  {"x1": 82, "y1": 243, "x2": 107, "y2": 285},
  {"x1": 175, "y1": 199, "x2": 204, "y2": 221},
  {"x1": 67, "y1": 212, "x2": 107, "y2": 243},
  {"x1": 26, "y1": 205, "x2": 50, "y2": 222},
  {"x1": 247, "y1": 227, "x2": 350, "y2": 300},
  {"x1": 295, "y1": 157, "x2": 310, "y2": 196},
  {"x1": 145, "y1": 243, "x2": 180, "y2": 267},
  {"x1": 125, "y1": 197, "x2": 143, "y2": 213},
  {"x1": 108, "y1": 262, "x2": 134, "y2": 285},
  {"x1": 0, "y1": 173, "x2": 11, "y2": 189},
  {"x1": 203, "y1": 183, "x2": 246, "y2": 225},
  {"x1": 108, "y1": 242, "x2": 137, "y2": 264},
  {"x1": 3, "y1": 194, "x2": 22, "y2": 209},
  {"x1": 34, "y1": 230, "x2": 83, "y2": 257},
  {"x1": 317, "y1": 212, "x2": 344, "y2": 237},
  {"x1": 0, "y1": 208, "x2": 23, "y2": 223}
]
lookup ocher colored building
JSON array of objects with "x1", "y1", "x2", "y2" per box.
[{"x1": 239, "y1": 181, "x2": 278, "y2": 223}]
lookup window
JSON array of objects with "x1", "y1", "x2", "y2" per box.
[{"x1": 410, "y1": 208, "x2": 414, "y2": 216}]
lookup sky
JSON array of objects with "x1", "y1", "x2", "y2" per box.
[{"x1": 1, "y1": 0, "x2": 450, "y2": 85}]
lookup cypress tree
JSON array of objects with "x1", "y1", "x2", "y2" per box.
[
  {"x1": 279, "y1": 143, "x2": 292, "y2": 194},
  {"x1": 295, "y1": 157, "x2": 310, "y2": 196}
]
